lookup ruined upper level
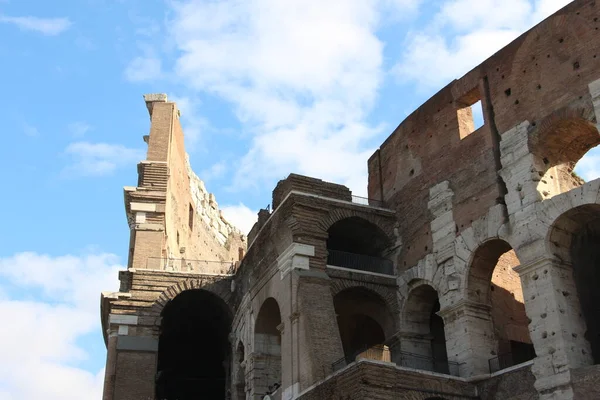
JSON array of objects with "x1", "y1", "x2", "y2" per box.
[
  {"x1": 368, "y1": 0, "x2": 600, "y2": 271},
  {"x1": 124, "y1": 94, "x2": 246, "y2": 274}
]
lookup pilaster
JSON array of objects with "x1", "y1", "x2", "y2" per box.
[{"x1": 439, "y1": 300, "x2": 497, "y2": 377}]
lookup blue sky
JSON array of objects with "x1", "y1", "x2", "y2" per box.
[{"x1": 0, "y1": 0, "x2": 597, "y2": 398}]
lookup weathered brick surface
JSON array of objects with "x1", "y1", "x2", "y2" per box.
[{"x1": 476, "y1": 364, "x2": 537, "y2": 400}]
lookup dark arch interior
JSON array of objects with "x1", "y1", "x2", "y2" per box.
[
  {"x1": 430, "y1": 300, "x2": 448, "y2": 368},
  {"x1": 334, "y1": 287, "x2": 390, "y2": 360},
  {"x1": 572, "y1": 216, "x2": 600, "y2": 363},
  {"x1": 403, "y1": 285, "x2": 450, "y2": 374},
  {"x1": 156, "y1": 289, "x2": 231, "y2": 400},
  {"x1": 327, "y1": 217, "x2": 391, "y2": 256}
]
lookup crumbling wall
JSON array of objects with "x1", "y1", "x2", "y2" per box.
[
  {"x1": 129, "y1": 95, "x2": 246, "y2": 274},
  {"x1": 369, "y1": 0, "x2": 600, "y2": 272}
]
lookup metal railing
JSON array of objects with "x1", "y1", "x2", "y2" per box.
[
  {"x1": 488, "y1": 351, "x2": 535, "y2": 373},
  {"x1": 146, "y1": 257, "x2": 237, "y2": 274},
  {"x1": 396, "y1": 351, "x2": 460, "y2": 377},
  {"x1": 331, "y1": 347, "x2": 460, "y2": 377},
  {"x1": 351, "y1": 195, "x2": 386, "y2": 208},
  {"x1": 331, "y1": 344, "x2": 391, "y2": 372},
  {"x1": 327, "y1": 249, "x2": 395, "y2": 275}
]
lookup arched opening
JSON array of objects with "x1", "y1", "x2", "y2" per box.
[
  {"x1": 326, "y1": 217, "x2": 394, "y2": 275},
  {"x1": 468, "y1": 240, "x2": 534, "y2": 372},
  {"x1": 333, "y1": 287, "x2": 393, "y2": 364},
  {"x1": 156, "y1": 289, "x2": 232, "y2": 400},
  {"x1": 402, "y1": 284, "x2": 450, "y2": 374},
  {"x1": 253, "y1": 298, "x2": 282, "y2": 399},
  {"x1": 234, "y1": 342, "x2": 246, "y2": 400},
  {"x1": 531, "y1": 117, "x2": 600, "y2": 200},
  {"x1": 549, "y1": 204, "x2": 600, "y2": 364}
]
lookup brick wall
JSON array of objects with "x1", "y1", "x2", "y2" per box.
[
  {"x1": 368, "y1": 0, "x2": 600, "y2": 269},
  {"x1": 272, "y1": 174, "x2": 352, "y2": 210}
]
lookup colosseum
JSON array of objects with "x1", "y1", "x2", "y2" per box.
[{"x1": 100, "y1": 1, "x2": 600, "y2": 399}]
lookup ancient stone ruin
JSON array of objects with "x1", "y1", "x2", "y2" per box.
[{"x1": 100, "y1": 2, "x2": 600, "y2": 399}]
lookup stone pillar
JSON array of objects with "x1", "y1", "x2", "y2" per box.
[
  {"x1": 104, "y1": 314, "x2": 158, "y2": 400},
  {"x1": 439, "y1": 300, "x2": 497, "y2": 377},
  {"x1": 515, "y1": 257, "x2": 592, "y2": 400}
]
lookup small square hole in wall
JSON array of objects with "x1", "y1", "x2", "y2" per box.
[{"x1": 457, "y1": 90, "x2": 485, "y2": 139}]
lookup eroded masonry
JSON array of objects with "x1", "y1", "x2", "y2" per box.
[{"x1": 100, "y1": 2, "x2": 600, "y2": 399}]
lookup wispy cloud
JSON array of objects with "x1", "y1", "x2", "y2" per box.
[
  {"x1": 392, "y1": 0, "x2": 572, "y2": 91},
  {"x1": 169, "y1": 95, "x2": 208, "y2": 149},
  {"x1": 62, "y1": 142, "x2": 144, "y2": 177},
  {"x1": 126, "y1": 0, "x2": 421, "y2": 195},
  {"x1": 0, "y1": 15, "x2": 72, "y2": 36},
  {"x1": 221, "y1": 203, "x2": 258, "y2": 235},
  {"x1": 23, "y1": 122, "x2": 39, "y2": 137},
  {"x1": 201, "y1": 161, "x2": 228, "y2": 182},
  {"x1": 124, "y1": 55, "x2": 161, "y2": 82},
  {"x1": 0, "y1": 251, "x2": 120, "y2": 399},
  {"x1": 67, "y1": 121, "x2": 92, "y2": 138}
]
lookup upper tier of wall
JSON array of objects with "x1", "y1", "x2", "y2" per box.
[{"x1": 368, "y1": 0, "x2": 600, "y2": 270}]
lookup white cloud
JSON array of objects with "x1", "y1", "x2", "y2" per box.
[
  {"x1": 124, "y1": 55, "x2": 162, "y2": 82},
  {"x1": 23, "y1": 123, "x2": 39, "y2": 137},
  {"x1": 201, "y1": 161, "x2": 228, "y2": 182},
  {"x1": 0, "y1": 15, "x2": 71, "y2": 36},
  {"x1": 169, "y1": 95, "x2": 209, "y2": 148},
  {"x1": 221, "y1": 203, "x2": 258, "y2": 235},
  {"x1": 63, "y1": 142, "x2": 144, "y2": 177},
  {"x1": 143, "y1": 0, "x2": 420, "y2": 195},
  {"x1": 393, "y1": 0, "x2": 573, "y2": 90},
  {"x1": 0, "y1": 252, "x2": 121, "y2": 399},
  {"x1": 575, "y1": 147, "x2": 600, "y2": 182},
  {"x1": 68, "y1": 121, "x2": 92, "y2": 137}
]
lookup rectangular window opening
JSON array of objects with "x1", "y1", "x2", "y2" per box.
[
  {"x1": 188, "y1": 204, "x2": 194, "y2": 231},
  {"x1": 457, "y1": 90, "x2": 485, "y2": 139}
]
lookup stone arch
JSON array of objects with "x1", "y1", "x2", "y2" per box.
[
  {"x1": 150, "y1": 277, "x2": 233, "y2": 319},
  {"x1": 233, "y1": 341, "x2": 246, "y2": 400},
  {"x1": 333, "y1": 286, "x2": 394, "y2": 363},
  {"x1": 466, "y1": 239, "x2": 535, "y2": 371},
  {"x1": 156, "y1": 288, "x2": 232, "y2": 400},
  {"x1": 329, "y1": 278, "x2": 399, "y2": 323},
  {"x1": 399, "y1": 281, "x2": 451, "y2": 375},
  {"x1": 325, "y1": 215, "x2": 395, "y2": 275},
  {"x1": 317, "y1": 208, "x2": 395, "y2": 239},
  {"x1": 252, "y1": 297, "x2": 283, "y2": 399},
  {"x1": 528, "y1": 106, "x2": 599, "y2": 200},
  {"x1": 397, "y1": 262, "x2": 442, "y2": 312},
  {"x1": 547, "y1": 203, "x2": 600, "y2": 363}
]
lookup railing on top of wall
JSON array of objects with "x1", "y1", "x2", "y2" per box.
[
  {"x1": 327, "y1": 249, "x2": 395, "y2": 275},
  {"x1": 145, "y1": 257, "x2": 237, "y2": 274},
  {"x1": 350, "y1": 195, "x2": 386, "y2": 208},
  {"x1": 488, "y1": 350, "x2": 535, "y2": 374},
  {"x1": 332, "y1": 344, "x2": 392, "y2": 372},
  {"x1": 396, "y1": 350, "x2": 460, "y2": 377},
  {"x1": 331, "y1": 347, "x2": 460, "y2": 377}
]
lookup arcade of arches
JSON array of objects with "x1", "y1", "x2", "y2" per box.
[{"x1": 156, "y1": 289, "x2": 232, "y2": 400}]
